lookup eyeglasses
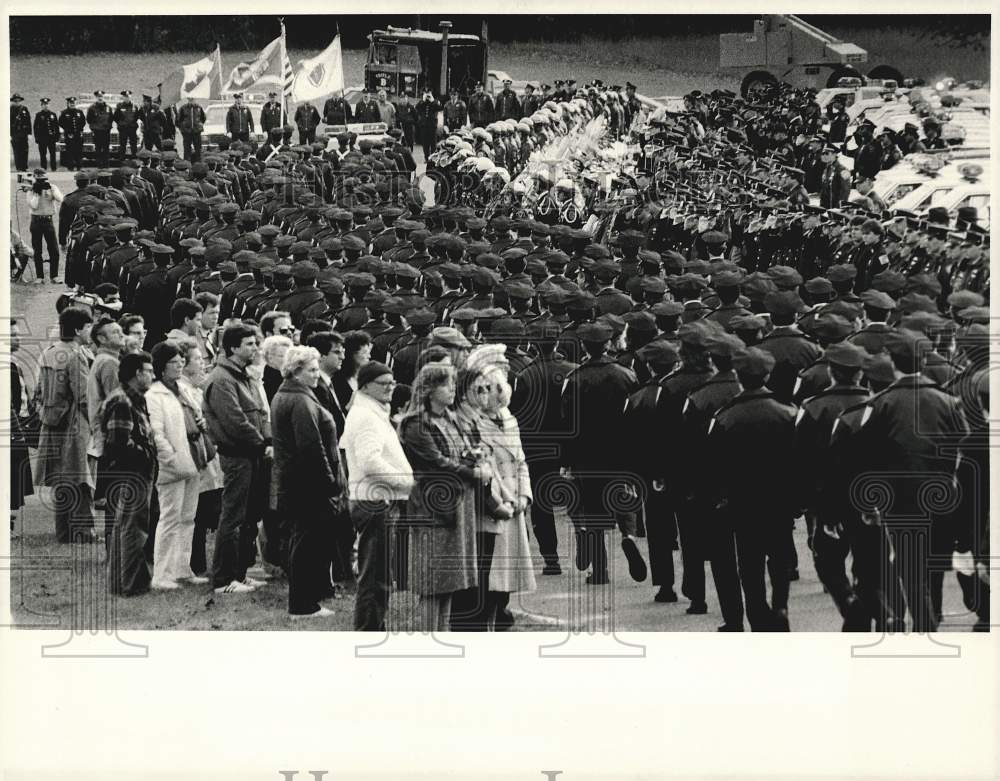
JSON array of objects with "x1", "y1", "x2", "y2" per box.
[{"x1": 278, "y1": 327, "x2": 295, "y2": 335}]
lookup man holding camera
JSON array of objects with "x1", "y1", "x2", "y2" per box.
[{"x1": 27, "y1": 168, "x2": 64, "y2": 284}]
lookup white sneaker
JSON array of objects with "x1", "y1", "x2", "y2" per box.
[
  {"x1": 245, "y1": 566, "x2": 273, "y2": 581},
  {"x1": 50, "y1": 277, "x2": 62, "y2": 285},
  {"x1": 290, "y1": 606, "x2": 335, "y2": 620},
  {"x1": 184, "y1": 575, "x2": 210, "y2": 585},
  {"x1": 243, "y1": 577, "x2": 267, "y2": 588},
  {"x1": 151, "y1": 580, "x2": 180, "y2": 591},
  {"x1": 33, "y1": 278, "x2": 45, "y2": 286},
  {"x1": 215, "y1": 579, "x2": 255, "y2": 594}
]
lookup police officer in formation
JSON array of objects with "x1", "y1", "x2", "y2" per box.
[
  {"x1": 32, "y1": 97, "x2": 60, "y2": 171},
  {"x1": 47, "y1": 72, "x2": 988, "y2": 633}
]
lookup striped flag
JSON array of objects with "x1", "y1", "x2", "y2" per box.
[{"x1": 281, "y1": 22, "x2": 294, "y2": 102}]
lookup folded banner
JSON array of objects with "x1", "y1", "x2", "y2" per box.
[
  {"x1": 291, "y1": 34, "x2": 345, "y2": 105},
  {"x1": 224, "y1": 35, "x2": 284, "y2": 93},
  {"x1": 159, "y1": 46, "x2": 223, "y2": 106}
]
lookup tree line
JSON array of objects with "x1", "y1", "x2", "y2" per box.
[{"x1": 10, "y1": 15, "x2": 988, "y2": 54}]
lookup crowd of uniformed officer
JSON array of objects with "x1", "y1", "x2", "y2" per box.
[{"x1": 43, "y1": 75, "x2": 990, "y2": 632}]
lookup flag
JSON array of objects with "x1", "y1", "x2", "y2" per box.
[
  {"x1": 281, "y1": 22, "x2": 295, "y2": 102},
  {"x1": 159, "y1": 46, "x2": 223, "y2": 106},
  {"x1": 290, "y1": 35, "x2": 345, "y2": 105},
  {"x1": 223, "y1": 35, "x2": 283, "y2": 93}
]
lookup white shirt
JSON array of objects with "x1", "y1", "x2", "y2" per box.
[{"x1": 28, "y1": 182, "x2": 64, "y2": 217}]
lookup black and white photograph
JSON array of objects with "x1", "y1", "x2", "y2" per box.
[
  {"x1": 5, "y1": 12, "x2": 992, "y2": 636},
  {"x1": 2, "y1": 8, "x2": 997, "y2": 781}
]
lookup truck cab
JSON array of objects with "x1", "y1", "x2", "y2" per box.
[{"x1": 365, "y1": 23, "x2": 486, "y2": 99}]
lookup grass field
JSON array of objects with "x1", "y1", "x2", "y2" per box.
[{"x1": 10, "y1": 27, "x2": 989, "y2": 108}]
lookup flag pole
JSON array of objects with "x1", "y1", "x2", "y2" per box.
[
  {"x1": 279, "y1": 18, "x2": 286, "y2": 129},
  {"x1": 337, "y1": 22, "x2": 347, "y2": 128}
]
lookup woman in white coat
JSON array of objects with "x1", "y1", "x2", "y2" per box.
[
  {"x1": 146, "y1": 341, "x2": 206, "y2": 589},
  {"x1": 474, "y1": 357, "x2": 536, "y2": 629}
]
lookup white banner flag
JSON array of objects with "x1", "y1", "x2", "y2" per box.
[{"x1": 291, "y1": 35, "x2": 345, "y2": 104}]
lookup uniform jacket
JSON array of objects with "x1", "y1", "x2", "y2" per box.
[
  {"x1": 443, "y1": 99, "x2": 468, "y2": 129},
  {"x1": 113, "y1": 100, "x2": 138, "y2": 130},
  {"x1": 86, "y1": 101, "x2": 112, "y2": 131},
  {"x1": 33, "y1": 109, "x2": 60, "y2": 142},
  {"x1": 495, "y1": 89, "x2": 522, "y2": 121},
  {"x1": 226, "y1": 104, "x2": 255, "y2": 135},
  {"x1": 414, "y1": 98, "x2": 442, "y2": 128},
  {"x1": 560, "y1": 354, "x2": 637, "y2": 468},
  {"x1": 354, "y1": 99, "x2": 382, "y2": 124},
  {"x1": 260, "y1": 101, "x2": 283, "y2": 134},
  {"x1": 11, "y1": 104, "x2": 32, "y2": 137},
  {"x1": 294, "y1": 104, "x2": 320, "y2": 132},
  {"x1": 468, "y1": 93, "x2": 494, "y2": 126},
  {"x1": 759, "y1": 326, "x2": 822, "y2": 403},
  {"x1": 323, "y1": 96, "x2": 353, "y2": 124},
  {"x1": 59, "y1": 108, "x2": 87, "y2": 137},
  {"x1": 177, "y1": 103, "x2": 206, "y2": 134}
]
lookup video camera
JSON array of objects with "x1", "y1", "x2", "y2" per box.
[{"x1": 16, "y1": 172, "x2": 51, "y2": 193}]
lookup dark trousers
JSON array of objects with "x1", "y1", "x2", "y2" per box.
[
  {"x1": 812, "y1": 522, "x2": 857, "y2": 619},
  {"x1": 191, "y1": 487, "x2": 221, "y2": 576},
  {"x1": 418, "y1": 125, "x2": 437, "y2": 159},
  {"x1": 143, "y1": 485, "x2": 160, "y2": 565},
  {"x1": 182, "y1": 132, "x2": 202, "y2": 163},
  {"x1": 401, "y1": 124, "x2": 415, "y2": 150},
  {"x1": 288, "y1": 513, "x2": 326, "y2": 615},
  {"x1": 37, "y1": 140, "x2": 57, "y2": 170},
  {"x1": 30, "y1": 216, "x2": 59, "y2": 279},
  {"x1": 119, "y1": 127, "x2": 138, "y2": 157},
  {"x1": 93, "y1": 129, "x2": 111, "y2": 166},
  {"x1": 676, "y1": 496, "x2": 706, "y2": 604},
  {"x1": 211, "y1": 454, "x2": 264, "y2": 588},
  {"x1": 143, "y1": 132, "x2": 162, "y2": 151},
  {"x1": 644, "y1": 483, "x2": 677, "y2": 588},
  {"x1": 351, "y1": 499, "x2": 395, "y2": 631},
  {"x1": 230, "y1": 131, "x2": 250, "y2": 144},
  {"x1": 63, "y1": 136, "x2": 83, "y2": 169},
  {"x1": 708, "y1": 511, "x2": 745, "y2": 629},
  {"x1": 106, "y1": 473, "x2": 153, "y2": 596},
  {"x1": 12, "y1": 135, "x2": 29, "y2": 170},
  {"x1": 451, "y1": 531, "x2": 499, "y2": 631},
  {"x1": 569, "y1": 476, "x2": 637, "y2": 576},
  {"x1": 53, "y1": 480, "x2": 94, "y2": 543},
  {"x1": 297, "y1": 129, "x2": 316, "y2": 145},
  {"x1": 527, "y1": 459, "x2": 560, "y2": 563},
  {"x1": 328, "y1": 507, "x2": 356, "y2": 585},
  {"x1": 885, "y1": 521, "x2": 947, "y2": 633},
  {"x1": 734, "y1": 516, "x2": 792, "y2": 631}
]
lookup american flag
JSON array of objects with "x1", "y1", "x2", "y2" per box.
[{"x1": 281, "y1": 22, "x2": 294, "y2": 101}]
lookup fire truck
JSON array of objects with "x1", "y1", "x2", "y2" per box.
[
  {"x1": 720, "y1": 15, "x2": 903, "y2": 99},
  {"x1": 364, "y1": 21, "x2": 487, "y2": 99}
]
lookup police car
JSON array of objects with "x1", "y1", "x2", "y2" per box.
[
  {"x1": 202, "y1": 91, "x2": 268, "y2": 152},
  {"x1": 891, "y1": 161, "x2": 990, "y2": 225},
  {"x1": 318, "y1": 86, "x2": 389, "y2": 146},
  {"x1": 873, "y1": 153, "x2": 991, "y2": 207},
  {"x1": 816, "y1": 78, "x2": 903, "y2": 123}
]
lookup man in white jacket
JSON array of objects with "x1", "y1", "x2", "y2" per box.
[{"x1": 340, "y1": 361, "x2": 414, "y2": 631}]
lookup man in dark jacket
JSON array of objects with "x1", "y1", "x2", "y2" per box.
[
  {"x1": 323, "y1": 92, "x2": 353, "y2": 125},
  {"x1": 819, "y1": 146, "x2": 851, "y2": 209},
  {"x1": 10, "y1": 93, "x2": 32, "y2": 172},
  {"x1": 443, "y1": 88, "x2": 468, "y2": 133},
  {"x1": 467, "y1": 82, "x2": 494, "y2": 128},
  {"x1": 354, "y1": 90, "x2": 382, "y2": 124},
  {"x1": 510, "y1": 320, "x2": 579, "y2": 574},
  {"x1": 137, "y1": 95, "x2": 166, "y2": 151},
  {"x1": 495, "y1": 79, "x2": 522, "y2": 121},
  {"x1": 293, "y1": 100, "x2": 321, "y2": 145},
  {"x1": 414, "y1": 90, "x2": 442, "y2": 160},
  {"x1": 33, "y1": 97, "x2": 60, "y2": 171},
  {"x1": 560, "y1": 321, "x2": 646, "y2": 586},
  {"x1": 59, "y1": 96, "x2": 87, "y2": 171},
  {"x1": 225, "y1": 93, "x2": 254, "y2": 144},
  {"x1": 113, "y1": 90, "x2": 139, "y2": 158},
  {"x1": 261, "y1": 91, "x2": 284, "y2": 135},
  {"x1": 177, "y1": 96, "x2": 206, "y2": 163},
  {"x1": 203, "y1": 323, "x2": 270, "y2": 594},
  {"x1": 86, "y1": 90, "x2": 113, "y2": 167}
]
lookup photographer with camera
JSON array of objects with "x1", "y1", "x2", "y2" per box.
[{"x1": 26, "y1": 168, "x2": 64, "y2": 284}]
